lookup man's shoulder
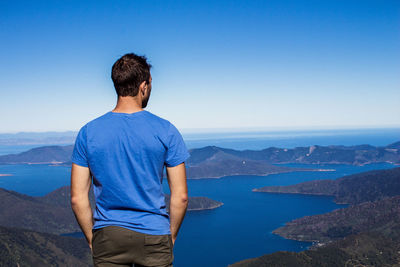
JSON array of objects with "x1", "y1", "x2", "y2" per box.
[
  {"x1": 83, "y1": 110, "x2": 173, "y2": 130},
  {"x1": 82, "y1": 112, "x2": 111, "y2": 128},
  {"x1": 144, "y1": 110, "x2": 172, "y2": 126}
]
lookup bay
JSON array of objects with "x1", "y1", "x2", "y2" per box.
[
  {"x1": 0, "y1": 128, "x2": 398, "y2": 266},
  {"x1": 0, "y1": 161, "x2": 396, "y2": 266}
]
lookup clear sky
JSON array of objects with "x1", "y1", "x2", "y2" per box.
[{"x1": 1, "y1": 0, "x2": 399, "y2": 133}]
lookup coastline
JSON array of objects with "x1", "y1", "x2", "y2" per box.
[
  {"x1": 187, "y1": 202, "x2": 224, "y2": 211},
  {"x1": 186, "y1": 167, "x2": 336, "y2": 180}
]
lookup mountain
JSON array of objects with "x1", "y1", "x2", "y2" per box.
[
  {"x1": 230, "y1": 226, "x2": 400, "y2": 267},
  {"x1": 253, "y1": 167, "x2": 400, "y2": 205},
  {"x1": 0, "y1": 187, "x2": 80, "y2": 234},
  {"x1": 0, "y1": 144, "x2": 334, "y2": 179},
  {"x1": 229, "y1": 167, "x2": 400, "y2": 266},
  {"x1": 0, "y1": 186, "x2": 223, "y2": 235},
  {"x1": 272, "y1": 195, "x2": 400, "y2": 244},
  {"x1": 174, "y1": 149, "x2": 304, "y2": 179},
  {"x1": 0, "y1": 225, "x2": 91, "y2": 266},
  {"x1": 194, "y1": 142, "x2": 400, "y2": 166},
  {"x1": 0, "y1": 145, "x2": 73, "y2": 164},
  {"x1": 1, "y1": 141, "x2": 399, "y2": 168}
]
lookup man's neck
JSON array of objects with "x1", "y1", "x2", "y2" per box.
[{"x1": 112, "y1": 96, "x2": 143, "y2": 113}]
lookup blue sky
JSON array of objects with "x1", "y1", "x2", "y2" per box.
[{"x1": 1, "y1": 0, "x2": 399, "y2": 133}]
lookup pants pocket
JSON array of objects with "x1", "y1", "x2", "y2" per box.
[{"x1": 144, "y1": 234, "x2": 173, "y2": 266}]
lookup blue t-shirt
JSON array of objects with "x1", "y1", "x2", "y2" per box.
[{"x1": 71, "y1": 110, "x2": 191, "y2": 235}]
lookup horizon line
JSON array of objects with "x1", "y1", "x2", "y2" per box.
[{"x1": 1, "y1": 124, "x2": 400, "y2": 135}]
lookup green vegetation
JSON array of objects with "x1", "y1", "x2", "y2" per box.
[
  {"x1": 0, "y1": 185, "x2": 223, "y2": 235},
  {"x1": 254, "y1": 167, "x2": 400, "y2": 205},
  {"x1": 230, "y1": 228, "x2": 400, "y2": 267},
  {"x1": 0, "y1": 226, "x2": 92, "y2": 266}
]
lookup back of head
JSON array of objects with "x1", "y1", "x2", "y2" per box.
[{"x1": 111, "y1": 53, "x2": 152, "y2": 97}]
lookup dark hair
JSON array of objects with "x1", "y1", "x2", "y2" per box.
[{"x1": 111, "y1": 53, "x2": 152, "y2": 97}]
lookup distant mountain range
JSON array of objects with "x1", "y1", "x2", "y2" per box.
[
  {"x1": 2, "y1": 141, "x2": 399, "y2": 178},
  {"x1": 231, "y1": 167, "x2": 400, "y2": 266},
  {"x1": 0, "y1": 145, "x2": 319, "y2": 178},
  {"x1": 0, "y1": 131, "x2": 77, "y2": 145},
  {"x1": 1, "y1": 142, "x2": 399, "y2": 167},
  {"x1": 188, "y1": 141, "x2": 400, "y2": 166}
]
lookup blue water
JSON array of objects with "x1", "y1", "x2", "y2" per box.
[
  {"x1": 0, "y1": 164, "x2": 71, "y2": 196},
  {"x1": 0, "y1": 161, "x2": 396, "y2": 266},
  {"x1": 0, "y1": 129, "x2": 399, "y2": 266}
]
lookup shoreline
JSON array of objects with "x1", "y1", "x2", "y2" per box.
[
  {"x1": 183, "y1": 167, "x2": 337, "y2": 180},
  {"x1": 188, "y1": 202, "x2": 224, "y2": 211}
]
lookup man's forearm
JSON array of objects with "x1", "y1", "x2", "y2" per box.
[
  {"x1": 169, "y1": 196, "x2": 188, "y2": 243},
  {"x1": 71, "y1": 199, "x2": 94, "y2": 248}
]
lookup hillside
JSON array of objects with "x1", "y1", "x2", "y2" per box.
[
  {"x1": 272, "y1": 195, "x2": 400, "y2": 244},
  {"x1": 171, "y1": 149, "x2": 303, "y2": 179},
  {"x1": 0, "y1": 186, "x2": 223, "y2": 235},
  {"x1": 0, "y1": 226, "x2": 91, "y2": 266},
  {"x1": 0, "y1": 187, "x2": 80, "y2": 234},
  {"x1": 230, "y1": 226, "x2": 400, "y2": 267},
  {"x1": 188, "y1": 142, "x2": 400, "y2": 166},
  {"x1": 229, "y1": 167, "x2": 400, "y2": 266},
  {"x1": 0, "y1": 145, "x2": 73, "y2": 164},
  {"x1": 254, "y1": 167, "x2": 400, "y2": 205}
]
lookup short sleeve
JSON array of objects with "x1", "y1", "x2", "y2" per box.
[
  {"x1": 71, "y1": 125, "x2": 89, "y2": 167},
  {"x1": 165, "y1": 123, "x2": 191, "y2": 167}
]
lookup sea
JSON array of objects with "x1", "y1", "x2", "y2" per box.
[{"x1": 0, "y1": 128, "x2": 399, "y2": 266}]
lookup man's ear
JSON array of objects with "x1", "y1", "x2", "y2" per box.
[{"x1": 139, "y1": 80, "x2": 147, "y2": 95}]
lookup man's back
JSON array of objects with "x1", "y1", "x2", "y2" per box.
[
  {"x1": 70, "y1": 52, "x2": 188, "y2": 267},
  {"x1": 71, "y1": 109, "x2": 191, "y2": 235}
]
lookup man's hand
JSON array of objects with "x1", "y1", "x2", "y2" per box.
[{"x1": 70, "y1": 163, "x2": 94, "y2": 249}]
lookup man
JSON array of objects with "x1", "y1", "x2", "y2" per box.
[{"x1": 70, "y1": 53, "x2": 190, "y2": 267}]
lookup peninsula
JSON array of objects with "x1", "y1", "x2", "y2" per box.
[{"x1": 230, "y1": 167, "x2": 400, "y2": 266}]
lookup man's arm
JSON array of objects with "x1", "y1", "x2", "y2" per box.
[
  {"x1": 166, "y1": 162, "x2": 189, "y2": 245},
  {"x1": 70, "y1": 163, "x2": 94, "y2": 249}
]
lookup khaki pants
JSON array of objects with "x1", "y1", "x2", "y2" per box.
[{"x1": 92, "y1": 226, "x2": 174, "y2": 267}]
